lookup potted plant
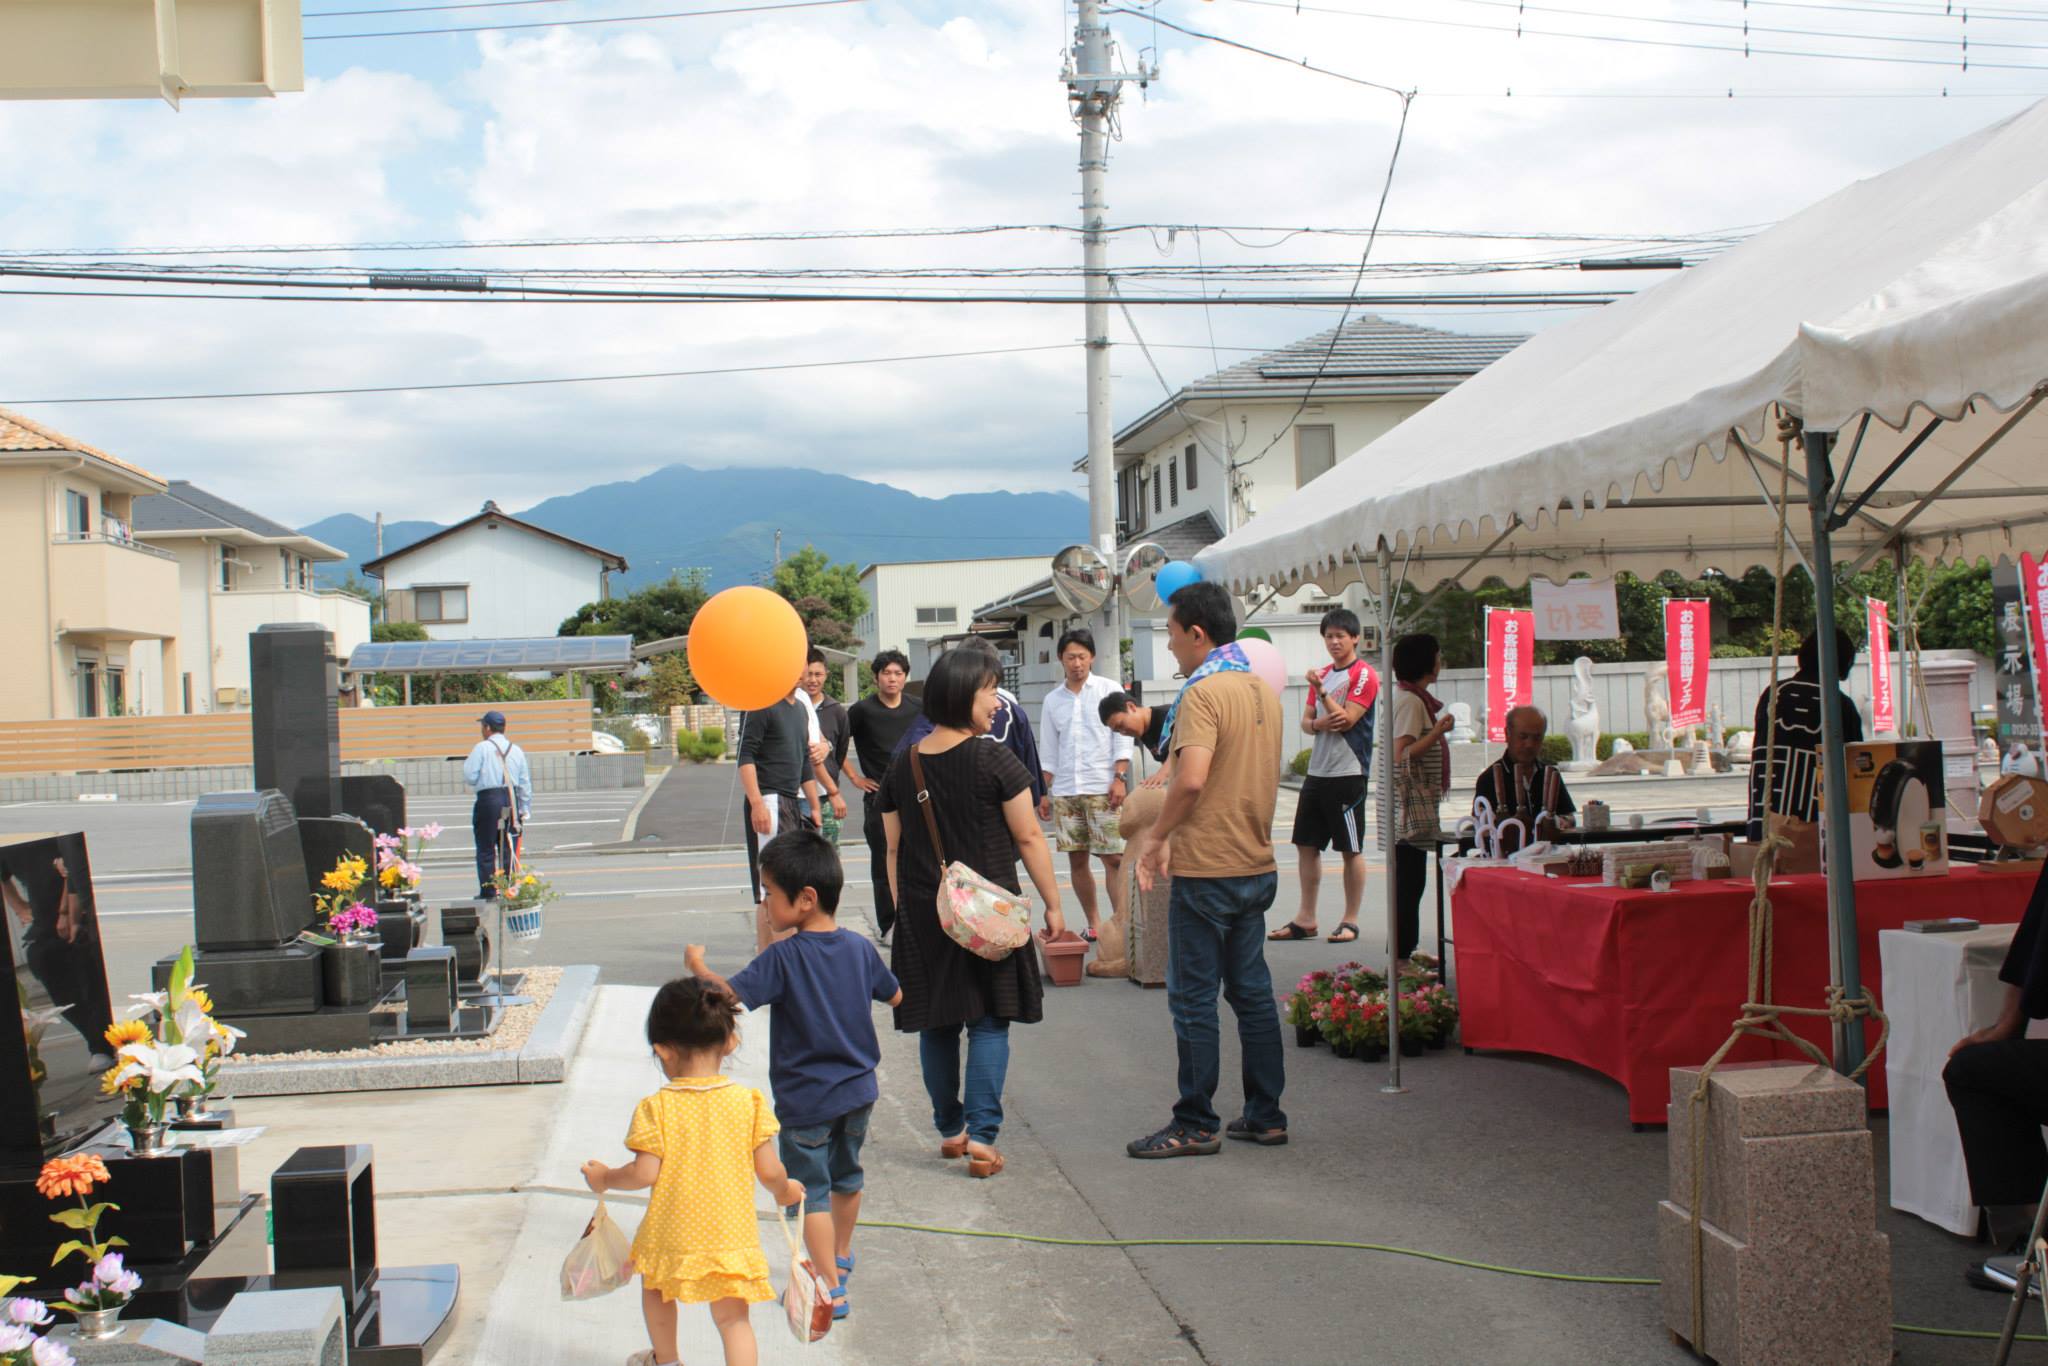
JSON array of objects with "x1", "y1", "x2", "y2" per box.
[
  {"x1": 1320, "y1": 992, "x2": 1359, "y2": 1059},
  {"x1": 0, "y1": 1281, "x2": 75, "y2": 1363},
  {"x1": 1352, "y1": 994, "x2": 1389, "y2": 1062},
  {"x1": 1286, "y1": 970, "x2": 1334, "y2": 1048},
  {"x1": 373, "y1": 825, "x2": 439, "y2": 903},
  {"x1": 1416, "y1": 983, "x2": 1458, "y2": 1049},
  {"x1": 490, "y1": 866, "x2": 561, "y2": 945},
  {"x1": 35, "y1": 1155, "x2": 138, "y2": 1341},
  {"x1": 1395, "y1": 992, "x2": 1429, "y2": 1057}
]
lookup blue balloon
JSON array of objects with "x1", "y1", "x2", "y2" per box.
[{"x1": 1154, "y1": 560, "x2": 1202, "y2": 603}]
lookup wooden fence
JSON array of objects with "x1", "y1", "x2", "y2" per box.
[{"x1": 0, "y1": 700, "x2": 593, "y2": 776}]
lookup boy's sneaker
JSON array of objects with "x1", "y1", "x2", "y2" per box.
[{"x1": 830, "y1": 1285, "x2": 849, "y2": 1321}]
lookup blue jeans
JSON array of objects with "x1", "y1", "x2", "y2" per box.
[
  {"x1": 919, "y1": 1017, "x2": 1011, "y2": 1145},
  {"x1": 1167, "y1": 872, "x2": 1287, "y2": 1134},
  {"x1": 779, "y1": 1104, "x2": 872, "y2": 1215}
]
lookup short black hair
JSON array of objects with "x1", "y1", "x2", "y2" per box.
[
  {"x1": 1167, "y1": 581, "x2": 1236, "y2": 647},
  {"x1": 923, "y1": 645, "x2": 998, "y2": 730},
  {"x1": 758, "y1": 829, "x2": 843, "y2": 915},
  {"x1": 806, "y1": 646, "x2": 826, "y2": 667},
  {"x1": 1319, "y1": 608, "x2": 1362, "y2": 638},
  {"x1": 1098, "y1": 690, "x2": 1141, "y2": 726},
  {"x1": 1056, "y1": 628, "x2": 1096, "y2": 659},
  {"x1": 871, "y1": 649, "x2": 911, "y2": 676},
  {"x1": 1392, "y1": 632, "x2": 1440, "y2": 683},
  {"x1": 646, "y1": 976, "x2": 741, "y2": 1053},
  {"x1": 1796, "y1": 627, "x2": 1857, "y2": 678}
]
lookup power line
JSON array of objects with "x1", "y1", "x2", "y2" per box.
[
  {"x1": 1425, "y1": 0, "x2": 2048, "y2": 51},
  {"x1": 304, "y1": 0, "x2": 869, "y2": 41},
  {"x1": 1698, "y1": 0, "x2": 2048, "y2": 23},
  {"x1": 1105, "y1": 6, "x2": 1410, "y2": 94},
  {"x1": 308, "y1": 0, "x2": 565, "y2": 16},
  {"x1": 0, "y1": 344, "x2": 1077, "y2": 407}
]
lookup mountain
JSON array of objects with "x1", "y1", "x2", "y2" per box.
[{"x1": 305, "y1": 464, "x2": 1088, "y2": 596}]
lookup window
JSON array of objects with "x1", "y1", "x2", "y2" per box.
[
  {"x1": 105, "y1": 668, "x2": 125, "y2": 718},
  {"x1": 1168, "y1": 460, "x2": 1179, "y2": 509},
  {"x1": 281, "y1": 550, "x2": 293, "y2": 586},
  {"x1": 76, "y1": 660, "x2": 99, "y2": 718},
  {"x1": 298, "y1": 556, "x2": 311, "y2": 590},
  {"x1": 1152, "y1": 467, "x2": 1162, "y2": 515},
  {"x1": 219, "y1": 546, "x2": 234, "y2": 591},
  {"x1": 1185, "y1": 444, "x2": 1198, "y2": 490},
  {"x1": 414, "y1": 586, "x2": 470, "y2": 624},
  {"x1": 1296, "y1": 425, "x2": 1337, "y2": 486},
  {"x1": 915, "y1": 606, "x2": 958, "y2": 626},
  {"x1": 64, "y1": 490, "x2": 90, "y2": 536}
]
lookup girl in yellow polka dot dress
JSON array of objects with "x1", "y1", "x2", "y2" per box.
[{"x1": 583, "y1": 978, "x2": 805, "y2": 1366}]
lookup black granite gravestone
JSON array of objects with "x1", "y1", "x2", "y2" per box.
[
  {"x1": 250, "y1": 624, "x2": 341, "y2": 822},
  {"x1": 299, "y1": 814, "x2": 375, "y2": 907},
  {"x1": 340, "y1": 775, "x2": 406, "y2": 841},
  {"x1": 192, "y1": 792, "x2": 312, "y2": 952},
  {"x1": 400, "y1": 950, "x2": 457, "y2": 1031},
  {"x1": 437, "y1": 902, "x2": 489, "y2": 990}
]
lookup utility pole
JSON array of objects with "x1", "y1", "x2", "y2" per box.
[
  {"x1": 1067, "y1": 0, "x2": 1151, "y2": 671},
  {"x1": 773, "y1": 528, "x2": 782, "y2": 568},
  {"x1": 374, "y1": 511, "x2": 383, "y2": 557}
]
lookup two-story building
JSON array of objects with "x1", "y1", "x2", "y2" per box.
[
  {"x1": 855, "y1": 555, "x2": 1053, "y2": 659},
  {"x1": 0, "y1": 409, "x2": 183, "y2": 719},
  {"x1": 133, "y1": 481, "x2": 370, "y2": 712},
  {"x1": 978, "y1": 316, "x2": 1525, "y2": 705},
  {"x1": 363, "y1": 501, "x2": 629, "y2": 639}
]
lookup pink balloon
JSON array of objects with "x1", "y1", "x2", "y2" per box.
[{"x1": 1237, "y1": 638, "x2": 1287, "y2": 699}]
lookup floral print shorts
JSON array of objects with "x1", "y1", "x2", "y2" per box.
[{"x1": 1051, "y1": 793, "x2": 1124, "y2": 855}]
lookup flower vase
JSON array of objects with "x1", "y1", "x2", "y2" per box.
[
  {"x1": 322, "y1": 939, "x2": 382, "y2": 1006},
  {"x1": 74, "y1": 1305, "x2": 126, "y2": 1339},
  {"x1": 1331, "y1": 1038, "x2": 1358, "y2": 1060},
  {"x1": 1293, "y1": 1026, "x2": 1319, "y2": 1049},
  {"x1": 125, "y1": 1122, "x2": 171, "y2": 1155},
  {"x1": 1398, "y1": 1034, "x2": 1425, "y2": 1058}
]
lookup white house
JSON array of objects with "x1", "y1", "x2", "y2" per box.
[
  {"x1": 363, "y1": 500, "x2": 627, "y2": 640},
  {"x1": 855, "y1": 555, "x2": 1052, "y2": 657},
  {"x1": 133, "y1": 481, "x2": 369, "y2": 712},
  {"x1": 979, "y1": 315, "x2": 1524, "y2": 707}
]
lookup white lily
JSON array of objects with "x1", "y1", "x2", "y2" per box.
[
  {"x1": 125, "y1": 991, "x2": 170, "y2": 1018},
  {"x1": 112, "y1": 1040, "x2": 205, "y2": 1094},
  {"x1": 171, "y1": 998, "x2": 215, "y2": 1046},
  {"x1": 210, "y1": 1017, "x2": 247, "y2": 1058}
]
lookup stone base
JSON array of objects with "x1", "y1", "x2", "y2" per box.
[
  {"x1": 47, "y1": 1319, "x2": 207, "y2": 1364},
  {"x1": 1657, "y1": 1201, "x2": 1890, "y2": 1366},
  {"x1": 207, "y1": 1287, "x2": 346, "y2": 1366}
]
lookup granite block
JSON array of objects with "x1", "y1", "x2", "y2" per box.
[
  {"x1": 1667, "y1": 1060, "x2": 1866, "y2": 1140},
  {"x1": 1668, "y1": 1112, "x2": 1877, "y2": 1246},
  {"x1": 519, "y1": 962, "x2": 599, "y2": 1081},
  {"x1": 206, "y1": 1287, "x2": 346, "y2": 1366},
  {"x1": 1657, "y1": 1200, "x2": 1890, "y2": 1366},
  {"x1": 45, "y1": 1319, "x2": 206, "y2": 1363}
]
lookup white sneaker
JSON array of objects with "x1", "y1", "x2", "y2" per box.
[{"x1": 625, "y1": 1352, "x2": 657, "y2": 1366}]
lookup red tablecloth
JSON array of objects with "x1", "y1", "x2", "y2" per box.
[{"x1": 1452, "y1": 864, "x2": 2039, "y2": 1124}]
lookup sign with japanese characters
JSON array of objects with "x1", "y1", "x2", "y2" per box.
[
  {"x1": 1530, "y1": 576, "x2": 1620, "y2": 640},
  {"x1": 2022, "y1": 555, "x2": 2048, "y2": 764},
  {"x1": 1994, "y1": 559, "x2": 2041, "y2": 759},
  {"x1": 1484, "y1": 608, "x2": 1535, "y2": 744},
  {"x1": 1663, "y1": 599, "x2": 1710, "y2": 731},
  {"x1": 1866, "y1": 598, "x2": 1896, "y2": 736}
]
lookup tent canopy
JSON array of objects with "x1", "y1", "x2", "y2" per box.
[{"x1": 1197, "y1": 99, "x2": 2048, "y2": 595}]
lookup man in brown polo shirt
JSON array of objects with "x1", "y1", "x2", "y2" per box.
[{"x1": 1126, "y1": 580, "x2": 1287, "y2": 1158}]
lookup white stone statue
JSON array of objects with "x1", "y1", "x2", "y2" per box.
[
  {"x1": 1566, "y1": 656, "x2": 1600, "y2": 770},
  {"x1": 1611, "y1": 737, "x2": 1636, "y2": 755},
  {"x1": 1729, "y1": 730, "x2": 1754, "y2": 763},
  {"x1": 1447, "y1": 701, "x2": 1477, "y2": 744},
  {"x1": 1645, "y1": 673, "x2": 1674, "y2": 753},
  {"x1": 1708, "y1": 702, "x2": 1725, "y2": 749},
  {"x1": 1980, "y1": 735, "x2": 2002, "y2": 765}
]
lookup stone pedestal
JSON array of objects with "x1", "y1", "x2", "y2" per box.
[
  {"x1": 1660, "y1": 1061, "x2": 1890, "y2": 1365},
  {"x1": 47, "y1": 1319, "x2": 206, "y2": 1363},
  {"x1": 207, "y1": 1288, "x2": 345, "y2": 1366}
]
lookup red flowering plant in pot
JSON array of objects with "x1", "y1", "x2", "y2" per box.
[
  {"x1": 1286, "y1": 970, "x2": 1336, "y2": 1048},
  {"x1": 1411, "y1": 982, "x2": 1458, "y2": 1049},
  {"x1": 1319, "y1": 991, "x2": 1362, "y2": 1058},
  {"x1": 1347, "y1": 993, "x2": 1389, "y2": 1062}
]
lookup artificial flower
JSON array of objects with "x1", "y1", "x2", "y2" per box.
[
  {"x1": 90, "y1": 1255, "x2": 139, "y2": 1297},
  {"x1": 124, "y1": 991, "x2": 168, "y2": 1018},
  {"x1": 111, "y1": 1041, "x2": 204, "y2": 1095},
  {"x1": 32, "y1": 1336, "x2": 77, "y2": 1366},
  {"x1": 4, "y1": 1298, "x2": 53, "y2": 1328},
  {"x1": 102, "y1": 1020, "x2": 149, "y2": 1051},
  {"x1": 319, "y1": 867, "x2": 354, "y2": 891},
  {"x1": 184, "y1": 987, "x2": 213, "y2": 1015},
  {"x1": 379, "y1": 864, "x2": 403, "y2": 888},
  {"x1": 419, "y1": 822, "x2": 444, "y2": 840},
  {"x1": 0, "y1": 1323, "x2": 33, "y2": 1353},
  {"x1": 375, "y1": 832, "x2": 402, "y2": 851},
  {"x1": 35, "y1": 1156, "x2": 109, "y2": 1201},
  {"x1": 98, "y1": 1066, "x2": 132, "y2": 1097}
]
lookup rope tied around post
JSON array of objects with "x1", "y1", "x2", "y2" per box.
[{"x1": 1684, "y1": 409, "x2": 1890, "y2": 1356}]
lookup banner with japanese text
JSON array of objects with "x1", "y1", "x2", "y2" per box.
[
  {"x1": 1663, "y1": 599, "x2": 1710, "y2": 731},
  {"x1": 2022, "y1": 554, "x2": 2048, "y2": 762},
  {"x1": 1995, "y1": 561, "x2": 2041, "y2": 760},
  {"x1": 1530, "y1": 576, "x2": 1620, "y2": 640},
  {"x1": 1484, "y1": 607, "x2": 1535, "y2": 743},
  {"x1": 1866, "y1": 598, "x2": 1896, "y2": 735}
]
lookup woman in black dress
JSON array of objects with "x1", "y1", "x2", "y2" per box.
[{"x1": 881, "y1": 647, "x2": 1066, "y2": 1179}]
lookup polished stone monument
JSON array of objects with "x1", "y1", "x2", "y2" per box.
[{"x1": 251, "y1": 624, "x2": 341, "y2": 823}]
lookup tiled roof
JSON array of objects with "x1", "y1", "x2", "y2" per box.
[
  {"x1": 134, "y1": 480, "x2": 302, "y2": 541},
  {"x1": 976, "y1": 511, "x2": 1223, "y2": 619},
  {"x1": 0, "y1": 406, "x2": 165, "y2": 487},
  {"x1": 1188, "y1": 316, "x2": 1526, "y2": 396},
  {"x1": 363, "y1": 501, "x2": 627, "y2": 575}
]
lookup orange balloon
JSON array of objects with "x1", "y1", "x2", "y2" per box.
[{"x1": 688, "y1": 587, "x2": 809, "y2": 712}]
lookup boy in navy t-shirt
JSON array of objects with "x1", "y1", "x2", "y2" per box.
[{"x1": 686, "y1": 830, "x2": 899, "y2": 1322}]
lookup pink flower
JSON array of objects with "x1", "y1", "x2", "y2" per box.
[
  {"x1": 373, "y1": 833, "x2": 401, "y2": 851},
  {"x1": 419, "y1": 823, "x2": 444, "y2": 840}
]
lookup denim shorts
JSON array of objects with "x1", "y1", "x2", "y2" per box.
[{"x1": 779, "y1": 1103, "x2": 872, "y2": 1215}]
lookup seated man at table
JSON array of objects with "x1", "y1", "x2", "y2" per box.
[
  {"x1": 1471, "y1": 705, "x2": 1575, "y2": 853},
  {"x1": 1945, "y1": 860, "x2": 2048, "y2": 1291}
]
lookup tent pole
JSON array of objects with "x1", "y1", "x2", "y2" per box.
[
  {"x1": 1894, "y1": 543, "x2": 1912, "y2": 738},
  {"x1": 1804, "y1": 428, "x2": 1866, "y2": 1076},
  {"x1": 1375, "y1": 540, "x2": 1407, "y2": 1094}
]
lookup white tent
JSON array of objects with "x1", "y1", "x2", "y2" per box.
[{"x1": 1196, "y1": 98, "x2": 2048, "y2": 1082}]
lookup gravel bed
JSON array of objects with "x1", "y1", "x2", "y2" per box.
[{"x1": 224, "y1": 965, "x2": 564, "y2": 1064}]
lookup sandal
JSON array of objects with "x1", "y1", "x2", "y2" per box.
[
  {"x1": 1126, "y1": 1124, "x2": 1222, "y2": 1159},
  {"x1": 1267, "y1": 922, "x2": 1316, "y2": 942},
  {"x1": 966, "y1": 1146, "x2": 1005, "y2": 1179},
  {"x1": 939, "y1": 1133, "x2": 969, "y2": 1160},
  {"x1": 1326, "y1": 923, "x2": 1360, "y2": 944}
]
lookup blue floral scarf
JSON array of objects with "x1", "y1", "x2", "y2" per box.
[{"x1": 1158, "y1": 642, "x2": 1253, "y2": 752}]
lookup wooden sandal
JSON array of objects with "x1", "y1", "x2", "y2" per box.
[
  {"x1": 965, "y1": 1146, "x2": 1005, "y2": 1179},
  {"x1": 939, "y1": 1133, "x2": 969, "y2": 1160}
]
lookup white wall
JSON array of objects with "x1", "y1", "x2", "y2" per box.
[
  {"x1": 210, "y1": 589, "x2": 370, "y2": 703},
  {"x1": 859, "y1": 556, "x2": 1049, "y2": 655},
  {"x1": 382, "y1": 523, "x2": 610, "y2": 639}
]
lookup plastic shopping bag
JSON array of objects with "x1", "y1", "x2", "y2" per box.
[
  {"x1": 560, "y1": 1199, "x2": 633, "y2": 1301},
  {"x1": 779, "y1": 1206, "x2": 834, "y2": 1345}
]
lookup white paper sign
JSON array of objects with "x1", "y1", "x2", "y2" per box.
[{"x1": 1530, "y1": 576, "x2": 1621, "y2": 640}]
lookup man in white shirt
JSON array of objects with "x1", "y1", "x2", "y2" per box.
[
  {"x1": 463, "y1": 710, "x2": 533, "y2": 898},
  {"x1": 1038, "y1": 628, "x2": 1134, "y2": 941}
]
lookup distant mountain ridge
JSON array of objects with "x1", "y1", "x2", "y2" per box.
[{"x1": 303, "y1": 463, "x2": 1087, "y2": 596}]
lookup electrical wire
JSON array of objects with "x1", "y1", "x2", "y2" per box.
[
  {"x1": 1699, "y1": 0, "x2": 2048, "y2": 23},
  {"x1": 303, "y1": 0, "x2": 868, "y2": 41},
  {"x1": 1104, "y1": 6, "x2": 1409, "y2": 93},
  {"x1": 0, "y1": 344, "x2": 1076, "y2": 406},
  {"x1": 307, "y1": 0, "x2": 568, "y2": 16},
  {"x1": 1423, "y1": 0, "x2": 2048, "y2": 52}
]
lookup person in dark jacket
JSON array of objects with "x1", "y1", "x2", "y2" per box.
[{"x1": 1746, "y1": 628, "x2": 1865, "y2": 841}]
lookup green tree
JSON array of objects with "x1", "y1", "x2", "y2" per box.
[
  {"x1": 559, "y1": 570, "x2": 710, "y2": 646},
  {"x1": 371, "y1": 620, "x2": 429, "y2": 643},
  {"x1": 770, "y1": 546, "x2": 868, "y2": 678},
  {"x1": 646, "y1": 653, "x2": 697, "y2": 710}
]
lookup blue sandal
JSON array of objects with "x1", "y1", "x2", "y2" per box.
[
  {"x1": 835, "y1": 1254, "x2": 855, "y2": 1285},
  {"x1": 830, "y1": 1285, "x2": 849, "y2": 1321}
]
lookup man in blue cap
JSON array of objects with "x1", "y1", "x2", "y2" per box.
[{"x1": 464, "y1": 710, "x2": 532, "y2": 898}]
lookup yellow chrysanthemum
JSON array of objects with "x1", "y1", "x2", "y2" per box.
[
  {"x1": 379, "y1": 864, "x2": 403, "y2": 888},
  {"x1": 320, "y1": 868, "x2": 354, "y2": 891},
  {"x1": 186, "y1": 987, "x2": 214, "y2": 1015},
  {"x1": 104, "y1": 1019, "x2": 150, "y2": 1050},
  {"x1": 99, "y1": 1065, "x2": 128, "y2": 1096}
]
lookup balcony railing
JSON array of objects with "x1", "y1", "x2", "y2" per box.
[{"x1": 52, "y1": 531, "x2": 176, "y2": 562}]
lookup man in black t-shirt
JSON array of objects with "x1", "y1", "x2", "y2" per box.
[
  {"x1": 1746, "y1": 629, "x2": 1866, "y2": 841},
  {"x1": 845, "y1": 650, "x2": 920, "y2": 938}
]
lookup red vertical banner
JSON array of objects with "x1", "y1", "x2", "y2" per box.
[
  {"x1": 2023, "y1": 554, "x2": 2048, "y2": 744},
  {"x1": 1663, "y1": 599, "x2": 1710, "y2": 731},
  {"x1": 1484, "y1": 607, "x2": 1535, "y2": 743},
  {"x1": 1866, "y1": 597, "x2": 1896, "y2": 735}
]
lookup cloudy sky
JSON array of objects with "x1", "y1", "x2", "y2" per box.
[{"x1": 0, "y1": 0, "x2": 2040, "y2": 528}]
